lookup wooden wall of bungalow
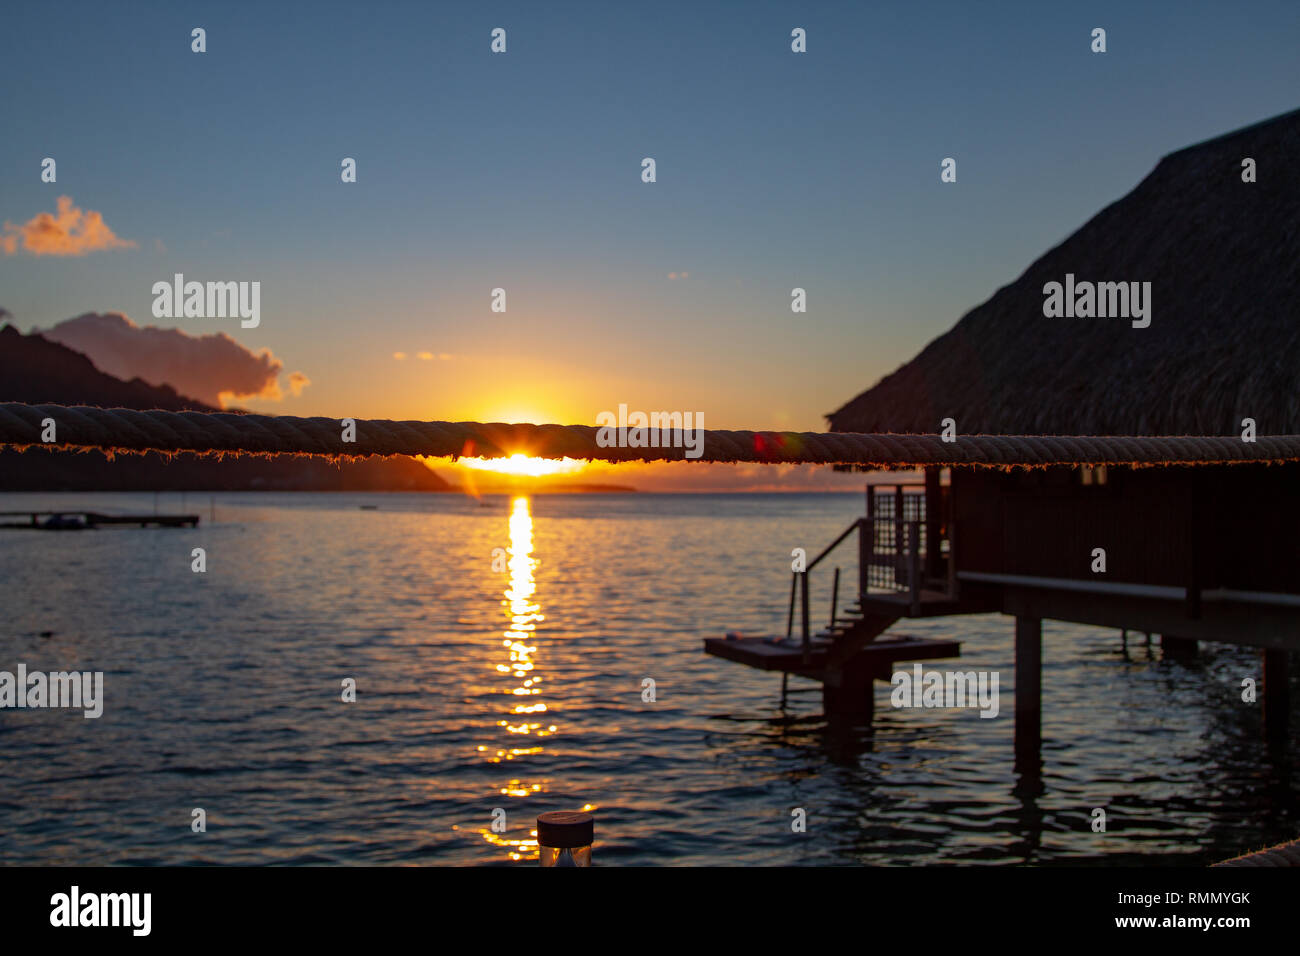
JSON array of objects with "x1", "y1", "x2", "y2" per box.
[{"x1": 949, "y1": 462, "x2": 1300, "y2": 595}]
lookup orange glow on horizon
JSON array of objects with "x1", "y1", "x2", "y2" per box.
[{"x1": 458, "y1": 453, "x2": 587, "y2": 477}]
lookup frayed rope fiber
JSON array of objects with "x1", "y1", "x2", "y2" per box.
[
  {"x1": 3, "y1": 404, "x2": 1300, "y2": 469},
  {"x1": 1214, "y1": 837, "x2": 1300, "y2": 867}
]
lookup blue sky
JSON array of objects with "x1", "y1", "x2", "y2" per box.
[{"x1": 2, "y1": 0, "x2": 1297, "y2": 431}]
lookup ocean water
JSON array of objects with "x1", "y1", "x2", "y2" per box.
[{"x1": 0, "y1": 490, "x2": 1296, "y2": 866}]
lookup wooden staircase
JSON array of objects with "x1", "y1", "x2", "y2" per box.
[{"x1": 703, "y1": 496, "x2": 966, "y2": 719}]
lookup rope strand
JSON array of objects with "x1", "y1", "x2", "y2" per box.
[{"x1": 1, "y1": 403, "x2": 1297, "y2": 468}]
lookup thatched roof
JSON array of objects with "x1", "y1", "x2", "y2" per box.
[{"x1": 828, "y1": 108, "x2": 1300, "y2": 436}]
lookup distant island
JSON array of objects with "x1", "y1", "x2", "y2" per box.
[
  {"x1": 459, "y1": 480, "x2": 637, "y2": 494},
  {"x1": 0, "y1": 324, "x2": 452, "y2": 492},
  {"x1": 543, "y1": 483, "x2": 636, "y2": 494}
]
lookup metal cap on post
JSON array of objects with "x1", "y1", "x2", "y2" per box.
[{"x1": 537, "y1": 810, "x2": 594, "y2": 866}]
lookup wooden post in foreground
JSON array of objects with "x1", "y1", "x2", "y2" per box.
[{"x1": 537, "y1": 811, "x2": 593, "y2": 867}]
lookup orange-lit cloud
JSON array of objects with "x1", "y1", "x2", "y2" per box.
[
  {"x1": 395, "y1": 350, "x2": 454, "y2": 361},
  {"x1": 39, "y1": 312, "x2": 308, "y2": 409},
  {"x1": 1, "y1": 196, "x2": 136, "y2": 256}
]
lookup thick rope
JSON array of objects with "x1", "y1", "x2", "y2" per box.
[
  {"x1": 1215, "y1": 836, "x2": 1300, "y2": 867},
  {"x1": 2, "y1": 403, "x2": 1299, "y2": 468}
]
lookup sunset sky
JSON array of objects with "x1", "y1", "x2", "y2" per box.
[{"x1": 2, "y1": 1, "x2": 1298, "y2": 487}]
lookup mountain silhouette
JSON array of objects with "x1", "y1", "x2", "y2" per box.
[{"x1": 0, "y1": 324, "x2": 450, "y2": 491}]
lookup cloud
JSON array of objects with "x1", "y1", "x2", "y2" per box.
[
  {"x1": 39, "y1": 312, "x2": 308, "y2": 408},
  {"x1": 395, "y1": 350, "x2": 453, "y2": 360},
  {"x1": 1, "y1": 196, "x2": 136, "y2": 257}
]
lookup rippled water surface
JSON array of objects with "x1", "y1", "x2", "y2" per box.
[{"x1": 1, "y1": 491, "x2": 1296, "y2": 865}]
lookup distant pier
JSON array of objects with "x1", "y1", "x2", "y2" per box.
[{"x1": 0, "y1": 510, "x2": 199, "y2": 530}]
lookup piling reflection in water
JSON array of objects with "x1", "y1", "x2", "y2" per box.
[{"x1": 478, "y1": 496, "x2": 555, "y2": 860}]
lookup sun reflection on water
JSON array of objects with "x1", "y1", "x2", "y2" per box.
[{"x1": 476, "y1": 496, "x2": 557, "y2": 860}]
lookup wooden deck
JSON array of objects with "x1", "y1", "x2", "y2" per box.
[{"x1": 703, "y1": 632, "x2": 961, "y2": 677}]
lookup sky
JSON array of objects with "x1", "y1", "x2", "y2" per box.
[{"x1": 2, "y1": 0, "x2": 1298, "y2": 487}]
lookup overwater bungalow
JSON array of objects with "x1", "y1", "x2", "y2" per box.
[{"x1": 707, "y1": 107, "x2": 1300, "y2": 757}]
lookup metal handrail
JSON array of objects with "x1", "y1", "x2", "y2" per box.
[
  {"x1": 807, "y1": 518, "x2": 862, "y2": 572},
  {"x1": 785, "y1": 512, "x2": 954, "y2": 651},
  {"x1": 829, "y1": 567, "x2": 840, "y2": 628},
  {"x1": 786, "y1": 518, "x2": 863, "y2": 652}
]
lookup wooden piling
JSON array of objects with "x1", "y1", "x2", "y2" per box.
[
  {"x1": 1263, "y1": 648, "x2": 1290, "y2": 744},
  {"x1": 1161, "y1": 635, "x2": 1199, "y2": 661},
  {"x1": 1015, "y1": 615, "x2": 1042, "y2": 769},
  {"x1": 822, "y1": 657, "x2": 876, "y2": 722}
]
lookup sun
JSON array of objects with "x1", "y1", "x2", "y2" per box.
[{"x1": 457, "y1": 453, "x2": 586, "y2": 478}]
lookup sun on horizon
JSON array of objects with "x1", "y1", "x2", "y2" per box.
[{"x1": 456, "y1": 453, "x2": 587, "y2": 478}]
